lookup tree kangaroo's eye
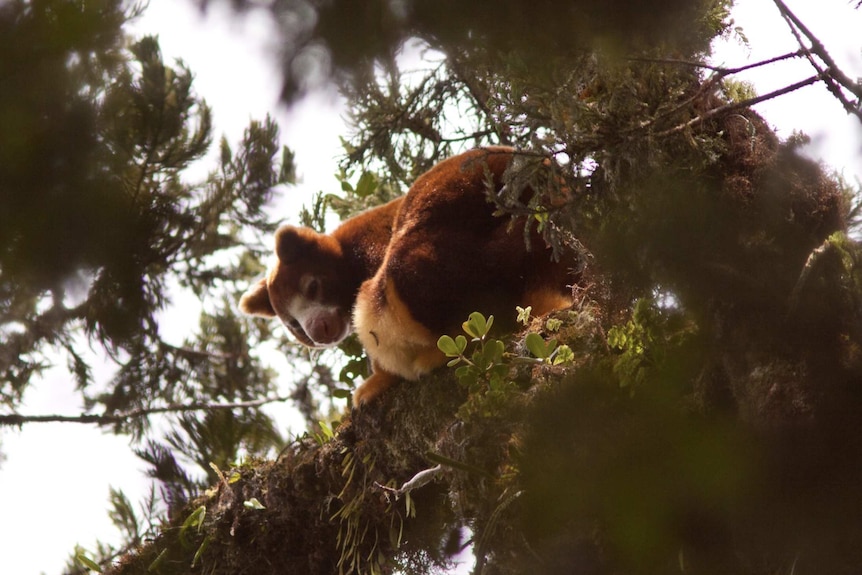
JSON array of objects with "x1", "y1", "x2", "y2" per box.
[{"x1": 305, "y1": 278, "x2": 320, "y2": 300}]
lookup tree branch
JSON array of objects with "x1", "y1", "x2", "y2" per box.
[
  {"x1": 772, "y1": 0, "x2": 862, "y2": 122},
  {"x1": 448, "y1": 54, "x2": 513, "y2": 145},
  {"x1": 624, "y1": 51, "x2": 812, "y2": 138},
  {"x1": 653, "y1": 73, "x2": 822, "y2": 138},
  {"x1": 0, "y1": 396, "x2": 290, "y2": 427},
  {"x1": 628, "y1": 49, "x2": 805, "y2": 76}
]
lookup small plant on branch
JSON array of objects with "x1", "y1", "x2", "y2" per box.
[{"x1": 437, "y1": 312, "x2": 508, "y2": 392}]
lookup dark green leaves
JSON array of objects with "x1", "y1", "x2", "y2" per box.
[{"x1": 0, "y1": 23, "x2": 293, "y2": 411}]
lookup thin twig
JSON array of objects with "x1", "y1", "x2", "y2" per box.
[
  {"x1": 628, "y1": 49, "x2": 805, "y2": 76},
  {"x1": 0, "y1": 396, "x2": 290, "y2": 427},
  {"x1": 448, "y1": 55, "x2": 513, "y2": 145},
  {"x1": 654, "y1": 74, "x2": 822, "y2": 138}
]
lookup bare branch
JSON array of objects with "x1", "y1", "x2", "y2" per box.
[
  {"x1": 0, "y1": 395, "x2": 290, "y2": 427},
  {"x1": 654, "y1": 74, "x2": 822, "y2": 138},
  {"x1": 772, "y1": 0, "x2": 862, "y2": 121}
]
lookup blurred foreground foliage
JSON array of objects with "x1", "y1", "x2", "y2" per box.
[{"x1": 0, "y1": 1, "x2": 306, "y2": 565}]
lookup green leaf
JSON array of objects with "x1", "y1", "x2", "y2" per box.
[
  {"x1": 192, "y1": 535, "x2": 211, "y2": 567},
  {"x1": 463, "y1": 312, "x2": 493, "y2": 339},
  {"x1": 455, "y1": 334, "x2": 468, "y2": 353},
  {"x1": 525, "y1": 332, "x2": 550, "y2": 358},
  {"x1": 332, "y1": 388, "x2": 353, "y2": 399},
  {"x1": 492, "y1": 339, "x2": 505, "y2": 361},
  {"x1": 147, "y1": 549, "x2": 168, "y2": 573},
  {"x1": 76, "y1": 552, "x2": 102, "y2": 573},
  {"x1": 180, "y1": 505, "x2": 207, "y2": 546},
  {"x1": 479, "y1": 339, "x2": 505, "y2": 366},
  {"x1": 319, "y1": 420, "x2": 335, "y2": 441},
  {"x1": 438, "y1": 335, "x2": 461, "y2": 357},
  {"x1": 185, "y1": 505, "x2": 206, "y2": 530},
  {"x1": 355, "y1": 171, "x2": 378, "y2": 197},
  {"x1": 472, "y1": 348, "x2": 489, "y2": 370},
  {"x1": 553, "y1": 345, "x2": 574, "y2": 365}
]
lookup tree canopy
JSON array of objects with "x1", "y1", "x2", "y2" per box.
[
  {"x1": 3, "y1": 0, "x2": 862, "y2": 574},
  {"x1": 1, "y1": 0, "x2": 297, "y2": 535}
]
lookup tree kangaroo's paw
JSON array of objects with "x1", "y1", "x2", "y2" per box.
[{"x1": 352, "y1": 368, "x2": 401, "y2": 407}]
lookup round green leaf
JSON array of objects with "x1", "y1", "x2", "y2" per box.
[
  {"x1": 437, "y1": 335, "x2": 461, "y2": 356},
  {"x1": 525, "y1": 332, "x2": 549, "y2": 358},
  {"x1": 455, "y1": 334, "x2": 468, "y2": 353}
]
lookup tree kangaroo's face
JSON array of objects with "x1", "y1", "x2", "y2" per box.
[
  {"x1": 239, "y1": 225, "x2": 352, "y2": 348},
  {"x1": 265, "y1": 265, "x2": 352, "y2": 348}
]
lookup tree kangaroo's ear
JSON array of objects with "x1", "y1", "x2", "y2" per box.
[
  {"x1": 239, "y1": 277, "x2": 276, "y2": 317},
  {"x1": 274, "y1": 224, "x2": 344, "y2": 263},
  {"x1": 275, "y1": 226, "x2": 317, "y2": 263}
]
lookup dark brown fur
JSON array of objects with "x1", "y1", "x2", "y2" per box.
[
  {"x1": 353, "y1": 147, "x2": 577, "y2": 404},
  {"x1": 241, "y1": 147, "x2": 578, "y2": 406}
]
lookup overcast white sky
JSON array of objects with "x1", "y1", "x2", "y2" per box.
[{"x1": 1, "y1": 1, "x2": 860, "y2": 574}]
